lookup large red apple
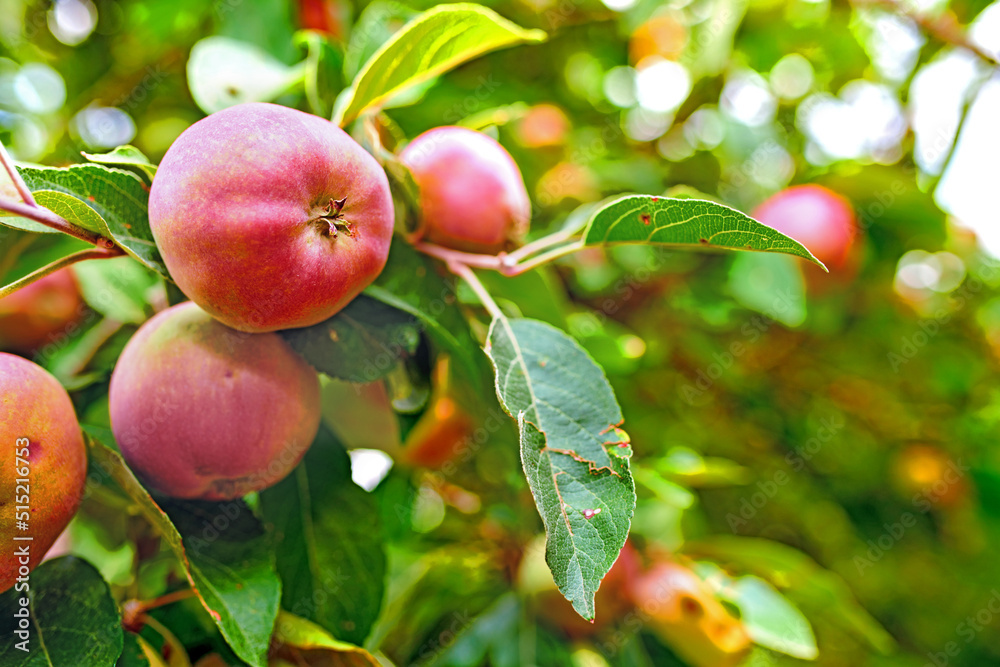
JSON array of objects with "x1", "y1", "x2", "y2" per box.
[
  {"x1": 149, "y1": 103, "x2": 394, "y2": 333},
  {"x1": 109, "y1": 302, "x2": 321, "y2": 500},
  {"x1": 0, "y1": 268, "x2": 84, "y2": 354},
  {"x1": 752, "y1": 184, "x2": 857, "y2": 272},
  {"x1": 0, "y1": 353, "x2": 86, "y2": 593},
  {"x1": 400, "y1": 126, "x2": 530, "y2": 254}
]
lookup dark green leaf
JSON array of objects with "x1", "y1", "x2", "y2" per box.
[
  {"x1": 366, "y1": 241, "x2": 486, "y2": 389},
  {"x1": 260, "y1": 425, "x2": 386, "y2": 645},
  {"x1": 0, "y1": 557, "x2": 122, "y2": 666},
  {"x1": 84, "y1": 428, "x2": 280, "y2": 667},
  {"x1": 279, "y1": 295, "x2": 420, "y2": 383}
]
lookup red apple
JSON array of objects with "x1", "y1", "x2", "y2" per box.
[
  {"x1": 752, "y1": 184, "x2": 857, "y2": 273},
  {"x1": 109, "y1": 302, "x2": 321, "y2": 500},
  {"x1": 0, "y1": 268, "x2": 84, "y2": 354},
  {"x1": 400, "y1": 126, "x2": 530, "y2": 254},
  {"x1": 149, "y1": 103, "x2": 394, "y2": 333},
  {"x1": 0, "y1": 353, "x2": 86, "y2": 593}
]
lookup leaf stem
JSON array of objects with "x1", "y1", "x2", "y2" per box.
[
  {"x1": 415, "y1": 242, "x2": 504, "y2": 270},
  {"x1": 0, "y1": 141, "x2": 36, "y2": 207},
  {"x1": 416, "y1": 237, "x2": 589, "y2": 277},
  {"x1": 0, "y1": 196, "x2": 117, "y2": 248},
  {"x1": 0, "y1": 247, "x2": 122, "y2": 300},
  {"x1": 501, "y1": 240, "x2": 586, "y2": 276},
  {"x1": 503, "y1": 226, "x2": 582, "y2": 265},
  {"x1": 447, "y1": 260, "x2": 503, "y2": 320}
]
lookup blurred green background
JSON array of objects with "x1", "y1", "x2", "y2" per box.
[{"x1": 3, "y1": 0, "x2": 1000, "y2": 665}]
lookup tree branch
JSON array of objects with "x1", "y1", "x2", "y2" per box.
[
  {"x1": 0, "y1": 246, "x2": 123, "y2": 300},
  {"x1": 855, "y1": 0, "x2": 1000, "y2": 68}
]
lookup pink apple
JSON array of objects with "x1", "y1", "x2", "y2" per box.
[{"x1": 149, "y1": 103, "x2": 394, "y2": 333}]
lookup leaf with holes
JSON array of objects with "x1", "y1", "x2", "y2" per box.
[
  {"x1": 485, "y1": 316, "x2": 635, "y2": 620},
  {"x1": 84, "y1": 428, "x2": 280, "y2": 667},
  {"x1": 0, "y1": 557, "x2": 123, "y2": 665},
  {"x1": 583, "y1": 195, "x2": 826, "y2": 269},
  {"x1": 279, "y1": 295, "x2": 420, "y2": 383},
  {"x1": 334, "y1": 4, "x2": 546, "y2": 126},
  {"x1": 16, "y1": 164, "x2": 167, "y2": 276}
]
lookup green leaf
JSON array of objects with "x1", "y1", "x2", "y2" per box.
[
  {"x1": 15, "y1": 164, "x2": 167, "y2": 276},
  {"x1": 81, "y1": 146, "x2": 157, "y2": 183},
  {"x1": 484, "y1": 317, "x2": 635, "y2": 620},
  {"x1": 728, "y1": 252, "x2": 807, "y2": 328},
  {"x1": 342, "y1": 2, "x2": 418, "y2": 80},
  {"x1": 333, "y1": 4, "x2": 546, "y2": 126},
  {"x1": 279, "y1": 295, "x2": 420, "y2": 383},
  {"x1": 187, "y1": 36, "x2": 305, "y2": 114},
  {"x1": 582, "y1": 195, "x2": 827, "y2": 269},
  {"x1": 684, "y1": 536, "x2": 895, "y2": 654},
  {"x1": 430, "y1": 593, "x2": 520, "y2": 667},
  {"x1": 260, "y1": 425, "x2": 386, "y2": 646},
  {"x1": 272, "y1": 611, "x2": 381, "y2": 666},
  {"x1": 74, "y1": 255, "x2": 160, "y2": 324},
  {"x1": 115, "y1": 632, "x2": 166, "y2": 667},
  {"x1": 366, "y1": 242, "x2": 486, "y2": 390},
  {"x1": 729, "y1": 576, "x2": 818, "y2": 660},
  {"x1": 84, "y1": 428, "x2": 281, "y2": 667},
  {"x1": 296, "y1": 31, "x2": 346, "y2": 118},
  {"x1": 0, "y1": 557, "x2": 123, "y2": 666}
]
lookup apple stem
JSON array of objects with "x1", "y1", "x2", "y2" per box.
[
  {"x1": 0, "y1": 246, "x2": 122, "y2": 300},
  {"x1": 447, "y1": 260, "x2": 503, "y2": 320}
]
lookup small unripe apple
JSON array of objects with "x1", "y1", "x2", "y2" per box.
[
  {"x1": 149, "y1": 102, "x2": 394, "y2": 333},
  {"x1": 109, "y1": 302, "x2": 321, "y2": 500},
  {"x1": 400, "y1": 126, "x2": 530, "y2": 254},
  {"x1": 0, "y1": 268, "x2": 84, "y2": 354},
  {"x1": 752, "y1": 184, "x2": 857, "y2": 273},
  {"x1": 628, "y1": 561, "x2": 751, "y2": 667},
  {"x1": 0, "y1": 353, "x2": 86, "y2": 593}
]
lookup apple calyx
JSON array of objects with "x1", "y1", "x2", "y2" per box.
[{"x1": 312, "y1": 197, "x2": 355, "y2": 238}]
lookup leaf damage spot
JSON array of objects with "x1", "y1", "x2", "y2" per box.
[
  {"x1": 640, "y1": 213, "x2": 651, "y2": 225},
  {"x1": 699, "y1": 238, "x2": 709, "y2": 244},
  {"x1": 583, "y1": 508, "x2": 601, "y2": 519}
]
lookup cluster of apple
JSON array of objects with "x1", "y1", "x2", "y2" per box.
[
  {"x1": 0, "y1": 99, "x2": 859, "y2": 597},
  {"x1": 0, "y1": 102, "x2": 530, "y2": 591}
]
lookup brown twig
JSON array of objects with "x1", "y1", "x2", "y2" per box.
[{"x1": 855, "y1": 0, "x2": 1000, "y2": 68}]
